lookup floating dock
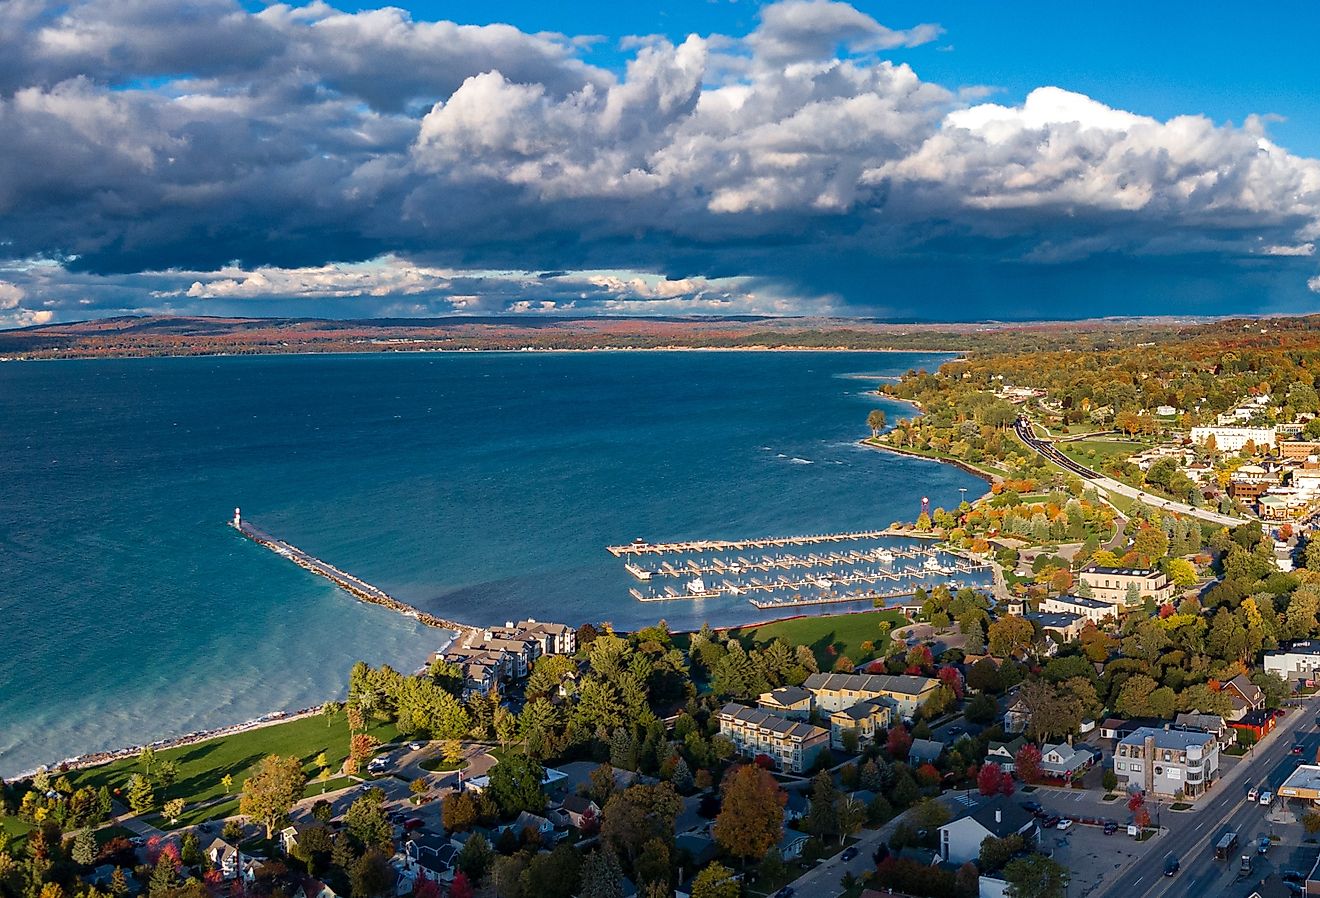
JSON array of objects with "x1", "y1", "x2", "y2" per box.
[
  {"x1": 607, "y1": 529, "x2": 903, "y2": 556},
  {"x1": 230, "y1": 509, "x2": 474, "y2": 636}
]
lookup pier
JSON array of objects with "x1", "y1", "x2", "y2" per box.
[{"x1": 230, "y1": 509, "x2": 474, "y2": 636}]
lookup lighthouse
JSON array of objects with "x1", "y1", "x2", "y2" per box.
[{"x1": 233, "y1": 507, "x2": 241, "y2": 529}]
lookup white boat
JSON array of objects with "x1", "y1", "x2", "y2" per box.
[
  {"x1": 816, "y1": 577, "x2": 834, "y2": 590},
  {"x1": 687, "y1": 577, "x2": 707, "y2": 595},
  {"x1": 876, "y1": 549, "x2": 895, "y2": 566},
  {"x1": 923, "y1": 555, "x2": 941, "y2": 571},
  {"x1": 728, "y1": 564, "x2": 742, "y2": 574},
  {"x1": 727, "y1": 584, "x2": 742, "y2": 595}
]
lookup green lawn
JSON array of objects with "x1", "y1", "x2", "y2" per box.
[
  {"x1": 1056, "y1": 439, "x2": 1147, "y2": 468},
  {"x1": 69, "y1": 713, "x2": 397, "y2": 818},
  {"x1": 420, "y1": 757, "x2": 468, "y2": 773},
  {"x1": 701, "y1": 609, "x2": 908, "y2": 670},
  {"x1": 1, "y1": 815, "x2": 35, "y2": 847}
]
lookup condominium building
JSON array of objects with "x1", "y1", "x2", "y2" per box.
[
  {"x1": 1114, "y1": 727, "x2": 1219, "y2": 798},
  {"x1": 1041, "y1": 594, "x2": 1114, "y2": 625},
  {"x1": 1077, "y1": 566, "x2": 1174, "y2": 608},
  {"x1": 1190, "y1": 426, "x2": 1276, "y2": 453},
  {"x1": 716, "y1": 703, "x2": 829, "y2": 773},
  {"x1": 803, "y1": 672, "x2": 939, "y2": 719},
  {"x1": 827, "y1": 698, "x2": 891, "y2": 750}
]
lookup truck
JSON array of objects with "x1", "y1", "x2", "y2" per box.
[{"x1": 1215, "y1": 831, "x2": 1239, "y2": 860}]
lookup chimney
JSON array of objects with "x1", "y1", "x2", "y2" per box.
[{"x1": 996, "y1": 809, "x2": 1002, "y2": 824}]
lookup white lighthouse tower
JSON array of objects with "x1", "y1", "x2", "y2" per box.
[{"x1": 233, "y1": 507, "x2": 241, "y2": 529}]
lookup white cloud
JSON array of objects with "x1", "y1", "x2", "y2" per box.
[
  {"x1": 1262, "y1": 243, "x2": 1315, "y2": 256},
  {"x1": 0, "y1": 280, "x2": 25, "y2": 309},
  {"x1": 1310, "y1": 276, "x2": 1320, "y2": 293}
]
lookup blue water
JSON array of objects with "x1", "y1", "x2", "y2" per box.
[{"x1": 0, "y1": 350, "x2": 980, "y2": 776}]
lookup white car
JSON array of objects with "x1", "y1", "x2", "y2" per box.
[
  {"x1": 1259, "y1": 791, "x2": 1273, "y2": 805},
  {"x1": 1056, "y1": 819, "x2": 1073, "y2": 831},
  {"x1": 408, "y1": 742, "x2": 424, "y2": 751}
]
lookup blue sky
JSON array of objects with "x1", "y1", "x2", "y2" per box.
[{"x1": 1, "y1": 0, "x2": 1318, "y2": 325}]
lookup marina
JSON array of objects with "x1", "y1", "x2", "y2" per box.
[{"x1": 611, "y1": 529, "x2": 992, "y2": 609}]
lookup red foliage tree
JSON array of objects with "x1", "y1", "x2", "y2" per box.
[
  {"x1": 916, "y1": 763, "x2": 941, "y2": 787},
  {"x1": 1128, "y1": 792, "x2": 1151, "y2": 828},
  {"x1": 754, "y1": 754, "x2": 775, "y2": 770},
  {"x1": 448, "y1": 872, "x2": 474, "y2": 898},
  {"x1": 937, "y1": 666, "x2": 965, "y2": 700},
  {"x1": 865, "y1": 660, "x2": 887, "y2": 674},
  {"x1": 886, "y1": 726, "x2": 912, "y2": 761},
  {"x1": 977, "y1": 763, "x2": 1002, "y2": 796},
  {"x1": 414, "y1": 877, "x2": 442, "y2": 898},
  {"x1": 1014, "y1": 743, "x2": 1042, "y2": 785},
  {"x1": 1157, "y1": 604, "x2": 1175, "y2": 619}
]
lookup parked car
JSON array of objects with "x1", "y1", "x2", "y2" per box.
[
  {"x1": 1020, "y1": 800, "x2": 1042, "y2": 814},
  {"x1": 1043, "y1": 815, "x2": 1061, "y2": 828},
  {"x1": 1103, "y1": 821, "x2": 1119, "y2": 835},
  {"x1": 1282, "y1": 870, "x2": 1305, "y2": 883},
  {"x1": 408, "y1": 742, "x2": 424, "y2": 751},
  {"x1": 841, "y1": 847, "x2": 858, "y2": 862},
  {"x1": 1057, "y1": 819, "x2": 1073, "y2": 831},
  {"x1": 403, "y1": 818, "x2": 425, "y2": 831}
]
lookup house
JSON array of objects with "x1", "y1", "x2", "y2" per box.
[
  {"x1": 1039, "y1": 743, "x2": 1096, "y2": 779},
  {"x1": 777, "y1": 828, "x2": 811, "y2": 861},
  {"x1": 206, "y1": 838, "x2": 243, "y2": 881},
  {"x1": 828, "y1": 698, "x2": 891, "y2": 750},
  {"x1": 758, "y1": 685, "x2": 814, "y2": 719},
  {"x1": 279, "y1": 825, "x2": 306, "y2": 857},
  {"x1": 1114, "y1": 727, "x2": 1219, "y2": 798},
  {"x1": 803, "y1": 672, "x2": 940, "y2": 719},
  {"x1": 293, "y1": 879, "x2": 340, "y2": 898},
  {"x1": 1040, "y1": 594, "x2": 1114, "y2": 626},
  {"x1": 1218, "y1": 674, "x2": 1265, "y2": 721},
  {"x1": 783, "y1": 790, "x2": 809, "y2": 822},
  {"x1": 1076, "y1": 566, "x2": 1174, "y2": 609},
  {"x1": 985, "y1": 736, "x2": 1027, "y2": 772},
  {"x1": 674, "y1": 832, "x2": 719, "y2": 867},
  {"x1": 716, "y1": 703, "x2": 830, "y2": 773},
  {"x1": 1003, "y1": 695, "x2": 1031, "y2": 735},
  {"x1": 503, "y1": 811, "x2": 556, "y2": 843},
  {"x1": 938, "y1": 797, "x2": 1037, "y2": 865},
  {"x1": 1172, "y1": 713, "x2": 1230, "y2": 747},
  {"x1": 551, "y1": 795, "x2": 599, "y2": 830},
  {"x1": 1264, "y1": 641, "x2": 1320, "y2": 687},
  {"x1": 1248, "y1": 874, "x2": 1295, "y2": 898},
  {"x1": 1230, "y1": 709, "x2": 1275, "y2": 741},
  {"x1": 908, "y1": 738, "x2": 945, "y2": 766},
  {"x1": 1025, "y1": 612, "x2": 1086, "y2": 642}
]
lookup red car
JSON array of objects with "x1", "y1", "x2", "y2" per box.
[{"x1": 403, "y1": 818, "x2": 425, "y2": 831}]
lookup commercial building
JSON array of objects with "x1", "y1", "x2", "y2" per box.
[
  {"x1": 1190, "y1": 426, "x2": 1276, "y2": 453},
  {"x1": 1114, "y1": 727, "x2": 1219, "y2": 798},
  {"x1": 1077, "y1": 566, "x2": 1174, "y2": 608},
  {"x1": 1277, "y1": 765, "x2": 1320, "y2": 803},
  {"x1": 1264, "y1": 641, "x2": 1320, "y2": 687},
  {"x1": 803, "y1": 672, "x2": 939, "y2": 719},
  {"x1": 1041, "y1": 594, "x2": 1114, "y2": 625},
  {"x1": 716, "y1": 703, "x2": 829, "y2": 773},
  {"x1": 1279, "y1": 441, "x2": 1320, "y2": 461}
]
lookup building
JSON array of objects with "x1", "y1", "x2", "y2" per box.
[
  {"x1": 1114, "y1": 727, "x2": 1219, "y2": 798},
  {"x1": 828, "y1": 698, "x2": 891, "y2": 750},
  {"x1": 1218, "y1": 674, "x2": 1265, "y2": 721},
  {"x1": 1172, "y1": 713, "x2": 1230, "y2": 747},
  {"x1": 937, "y1": 797, "x2": 1037, "y2": 865},
  {"x1": 1039, "y1": 743, "x2": 1096, "y2": 779},
  {"x1": 716, "y1": 703, "x2": 829, "y2": 773},
  {"x1": 909, "y1": 738, "x2": 945, "y2": 765},
  {"x1": 803, "y1": 672, "x2": 939, "y2": 719},
  {"x1": 550, "y1": 795, "x2": 599, "y2": 830},
  {"x1": 1279, "y1": 441, "x2": 1320, "y2": 461},
  {"x1": 1077, "y1": 566, "x2": 1174, "y2": 608},
  {"x1": 1277, "y1": 764, "x2": 1320, "y2": 802},
  {"x1": 436, "y1": 618, "x2": 575, "y2": 697},
  {"x1": 1040, "y1": 594, "x2": 1114, "y2": 625},
  {"x1": 1264, "y1": 641, "x2": 1320, "y2": 687},
  {"x1": 513, "y1": 619, "x2": 576, "y2": 656},
  {"x1": 1025, "y1": 611, "x2": 1086, "y2": 642},
  {"x1": 1190, "y1": 426, "x2": 1276, "y2": 453},
  {"x1": 1002, "y1": 696, "x2": 1031, "y2": 735},
  {"x1": 985, "y1": 736, "x2": 1027, "y2": 772},
  {"x1": 757, "y1": 685, "x2": 813, "y2": 719}
]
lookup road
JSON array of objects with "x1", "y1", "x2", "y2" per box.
[
  {"x1": 1013, "y1": 418, "x2": 1244, "y2": 528},
  {"x1": 1098, "y1": 698, "x2": 1318, "y2": 898}
]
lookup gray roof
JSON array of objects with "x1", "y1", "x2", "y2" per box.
[
  {"x1": 1026, "y1": 612, "x2": 1083, "y2": 630},
  {"x1": 803, "y1": 672, "x2": 936, "y2": 698},
  {"x1": 963, "y1": 796, "x2": 1035, "y2": 838},
  {"x1": 909, "y1": 738, "x2": 944, "y2": 762},
  {"x1": 719, "y1": 703, "x2": 827, "y2": 740},
  {"x1": 833, "y1": 698, "x2": 889, "y2": 720},
  {"x1": 1052, "y1": 594, "x2": 1111, "y2": 610},
  {"x1": 762, "y1": 686, "x2": 812, "y2": 706},
  {"x1": 1118, "y1": 726, "x2": 1216, "y2": 750}
]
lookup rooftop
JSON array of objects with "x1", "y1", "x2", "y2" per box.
[
  {"x1": 1279, "y1": 765, "x2": 1320, "y2": 798},
  {"x1": 1050, "y1": 594, "x2": 1111, "y2": 610},
  {"x1": 803, "y1": 672, "x2": 936, "y2": 697},
  {"x1": 719, "y1": 703, "x2": 828, "y2": 740},
  {"x1": 1118, "y1": 726, "x2": 1215, "y2": 750},
  {"x1": 1080, "y1": 566, "x2": 1160, "y2": 576},
  {"x1": 1026, "y1": 611, "x2": 1084, "y2": 629}
]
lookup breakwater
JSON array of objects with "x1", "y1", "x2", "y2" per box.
[{"x1": 232, "y1": 512, "x2": 477, "y2": 637}]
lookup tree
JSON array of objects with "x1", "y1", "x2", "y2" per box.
[
  {"x1": 979, "y1": 834, "x2": 1024, "y2": 873},
  {"x1": 72, "y1": 829, "x2": 97, "y2": 867},
  {"x1": 448, "y1": 872, "x2": 474, "y2": 898},
  {"x1": 804, "y1": 771, "x2": 840, "y2": 842},
  {"x1": 988, "y1": 616, "x2": 1034, "y2": 658},
  {"x1": 128, "y1": 774, "x2": 156, "y2": 815},
  {"x1": 1003, "y1": 854, "x2": 1068, "y2": 898},
  {"x1": 443, "y1": 791, "x2": 479, "y2": 832},
  {"x1": 457, "y1": 833, "x2": 493, "y2": 883},
  {"x1": 345, "y1": 788, "x2": 393, "y2": 852},
  {"x1": 349, "y1": 850, "x2": 394, "y2": 898},
  {"x1": 163, "y1": 798, "x2": 185, "y2": 823},
  {"x1": 978, "y1": 763, "x2": 1014, "y2": 797},
  {"x1": 1128, "y1": 792, "x2": 1150, "y2": 829},
  {"x1": 713, "y1": 765, "x2": 784, "y2": 864},
  {"x1": 691, "y1": 862, "x2": 740, "y2": 898},
  {"x1": 490, "y1": 755, "x2": 546, "y2": 818},
  {"x1": 239, "y1": 754, "x2": 306, "y2": 838},
  {"x1": 1014, "y1": 743, "x2": 1042, "y2": 785},
  {"x1": 1102, "y1": 769, "x2": 1118, "y2": 793},
  {"x1": 601, "y1": 783, "x2": 681, "y2": 866},
  {"x1": 867, "y1": 409, "x2": 887, "y2": 438},
  {"x1": 148, "y1": 853, "x2": 179, "y2": 897},
  {"x1": 579, "y1": 848, "x2": 624, "y2": 898}
]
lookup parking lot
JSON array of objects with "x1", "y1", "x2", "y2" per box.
[{"x1": 1040, "y1": 815, "x2": 1163, "y2": 898}]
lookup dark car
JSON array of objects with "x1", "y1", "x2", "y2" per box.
[
  {"x1": 841, "y1": 847, "x2": 858, "y2": 862},
  {"x1": 774, "y1": 889, "x2": 795, "y2": 898},
  {"x1": 1104, "y1": 821, "x2": 1119, "y2": 835},
  {"x1": 403, "y1": 818, "x2": 425, "y2": 832},
  {"x1": 1283, "y1": 870, "x2": 1305, "y2": 883},
  {"x1": 1043, "y1": 815, "x2": 1061, "y2": 828},
  {"x1": 1020, "y1": 800, "x2": 1042, "y2": 814},
  {"x1": 1293, "y1": 744, "x2": 1304, "y2": 755},
  {"x1": 1163, "y1": 856, "x2": 1180, "y2": 877}
]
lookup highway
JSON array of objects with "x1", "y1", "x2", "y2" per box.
[
  {"x1": 1098, "y1": 700, "x2": 1319, "y2": 898},
  {"x1": 1012, "y1": 418, "x2": 1245, "y2": 528}
]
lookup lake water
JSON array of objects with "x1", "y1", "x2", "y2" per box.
[{"x1": 0, "y1": 350, "x2": 981, "y2": 776}]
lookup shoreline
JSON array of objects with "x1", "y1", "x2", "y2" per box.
[{"x1": 858, "y1": 438, "x2": 1000, "y2": 496}]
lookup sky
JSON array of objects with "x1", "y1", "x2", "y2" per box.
[{"x1": 1, "y1": 0, "x2": 1319, "y2": 326}]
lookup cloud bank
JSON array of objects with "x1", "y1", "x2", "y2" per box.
[{"x1": 0, "y1": 0, "x2": 1318, "y2": 325}]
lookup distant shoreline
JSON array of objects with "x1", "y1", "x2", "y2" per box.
[{"x1": 5, "y1": 345, "x2": 971, "y2": 363}]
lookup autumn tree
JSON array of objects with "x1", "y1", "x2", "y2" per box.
[
  {"x1": 988, "y1": 616, "x2": 1035, "y2": 658},
  {"x1": 867, "y1": 409, "x2": 887, "y2": 438},
  {"x1": 712, "y1": 765, "x2": 784, "y2": 865},
  {"x1": 691, "y1": 862, "x2": 740, "y2": 898},
  {"x1": 1014, "y1": 743, "x2": 1042, "y2": 785},
  {"x1": 239, "y1": 755, "x2": 306, "y2": 838}
]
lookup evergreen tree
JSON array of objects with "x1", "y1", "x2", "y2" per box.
[
  {"x1": 148, "y1": 855, "x2": 177, "y2": 897},
  {"x1": 128, "y1": 774, "x2": 156, "y2": 815},
  {"x1": 580, "y1": 848, "x2": 624, "y2": 898},
  {"x1": 72, "y1": 829, "x2": 96, "y2": 867}
]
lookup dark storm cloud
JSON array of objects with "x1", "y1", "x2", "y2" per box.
[{"x1": 0, "y1": 0, "x2": 1317, "y2": 325}]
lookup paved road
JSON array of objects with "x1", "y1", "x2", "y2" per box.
[
  {"x1": 1097, "y1": 697, "x2": 1319, "y2": 898},
  {"x1": 1014, "y1": 418, "x2": 1244, "y2": 528}
]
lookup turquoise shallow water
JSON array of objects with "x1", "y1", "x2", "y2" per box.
[{"x1": 0, "y1": 350, "x2": 981, "y2": 776}]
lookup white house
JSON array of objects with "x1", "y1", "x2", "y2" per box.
[{"x1": 938, "y1": 798, "x2": 1037, "y2": 866}]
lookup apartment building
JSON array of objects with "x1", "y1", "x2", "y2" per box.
[
  {"x1": 1077, "y1": 566, "x2": 1174, "y2": 608},
  {"x1": 717, "y1": 703, "x2": 829, "y2": 773},
  {"x1": 1114, "y1": 727, "x2": 1219, "y2": 798},
  {"x1": 1041, "y1": 594, "x2": 1114, "y2": 625},
  {"x1": 803, "y1": 672, "x2": 939, "y2": 719},
  {"x1": 828, "y1": 698, "x2": 891, "y2": 750},
  {"x1": 1190, "y1": 426, "x2": 1276, "y2": 453}
]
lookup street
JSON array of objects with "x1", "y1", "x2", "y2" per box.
[{"x1": 1098, "y1": 698, "x2": 1318, "y2": 898}]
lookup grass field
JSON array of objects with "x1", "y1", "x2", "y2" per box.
[
  {"x1": 701, "y1": 609, "x2": 908, "y2": 670},
  {"x1": 1, "y1": 815, "x2": 34, "y2": 846},
  {"x1": 1057, "y1": 439, "x2": 1147, "y2": 468},
  {"x1": 68, "y1": 713, "x2": 398, "y2": 821}
]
